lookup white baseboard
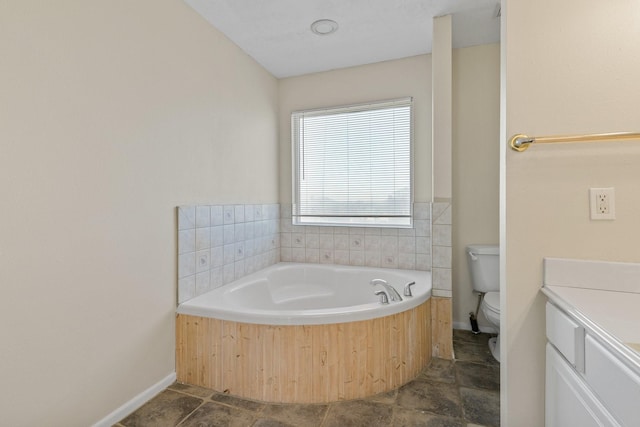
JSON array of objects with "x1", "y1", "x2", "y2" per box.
[
  {"x1": 93, "y1": 372, "x2": 176, "y2": 427},
  {"x1": 453, "y1": 320, "x2": 497, "y2": 334}
]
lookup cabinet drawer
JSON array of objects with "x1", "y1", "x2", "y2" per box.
[
  {"x1": 546, "y1": 302, "x2": 585, "y2": 370},
  {"x1": 585, "y1": 335, "x2": 640, "y2": 426}
]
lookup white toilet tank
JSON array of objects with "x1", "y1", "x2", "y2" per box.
[{"x1": 467, "y1": 244, "x2": 499, "y2": 293}]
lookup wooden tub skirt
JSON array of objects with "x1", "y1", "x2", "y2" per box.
[{"x1": 176, "y1": 300, "x2": 431, "y2": 403}]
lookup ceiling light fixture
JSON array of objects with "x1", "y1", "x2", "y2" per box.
[{"x1": 311, "y1": 19, "x2": 338, "y2": 36}]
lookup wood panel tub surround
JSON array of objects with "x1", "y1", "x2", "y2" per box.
[
  {"x1": 431, "y1": 296, "x2": 454, "y2": 359},
  {"x1": 176, "y1": 300, "x2": 431, "y2": 403}
]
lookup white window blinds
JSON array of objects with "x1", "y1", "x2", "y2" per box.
[{"x1": 292, "y1": 97, "x2": 413, "y2": 227}]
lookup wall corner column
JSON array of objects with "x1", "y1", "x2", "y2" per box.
[{"x1": 431, "y1": 14, "x2": 453, "y2": 359}]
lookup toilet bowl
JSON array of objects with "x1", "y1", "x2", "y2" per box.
[
  {"x1": 467, "y1": 244, "x2": 500, "y2": 362},
  {"x1": 481, "y1": 291, "x2": 500, "y2": 362}
]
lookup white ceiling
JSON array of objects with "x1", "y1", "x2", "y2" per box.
[{"x1": 184, "y1": 0, "x2": 501, "y2": 78}]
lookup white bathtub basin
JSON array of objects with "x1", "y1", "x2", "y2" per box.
[{"x1": 177, "y1": 262, "x2": 432, "y2": 325}]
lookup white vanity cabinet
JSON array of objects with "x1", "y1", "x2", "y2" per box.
[
  {"x1": 543, "y1": 258, "x2": 640, "y2": 427},
  {"x1": 545, "y1": 302, "x2": 620, "y2": 426},
  {"x1": 583, "y1": 335, "x2": 640, "y2": 426},
  {"x1": 546, "y1": 342, "x2": 617, "y2": 426},
  {"x1": 545, "y1": 304, "x2": 640, "y2": 427}
]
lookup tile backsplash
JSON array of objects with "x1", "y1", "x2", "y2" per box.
[
  {"x1": 177, "y1": 204, "x2": 280, "y2": 303},
  {"x1": 279, "y1": 202, "x2": 431, "y2": 271},
  {"x1": 431, "y1": 200, "x2": 452, "y2": 297},
  {"x1": 177, "y1": 202, "x2": 435, "y2": 304}
]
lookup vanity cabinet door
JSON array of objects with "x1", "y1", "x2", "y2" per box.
[
  {"x1": 585, "y1": 335, "x2": 640, "y2": 426},
  {"x1": 546, "y1": 344, "x2": 619, "y2": 427}
]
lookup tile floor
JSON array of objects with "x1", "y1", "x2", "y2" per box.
[{"x1": 116, "y1": 330, "x2": 499, "y2": 427}]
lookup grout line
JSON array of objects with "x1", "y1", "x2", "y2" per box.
[
  {"x1": 167, "y1": 386, "x2": 215, "y2": 400},
  {"x1": 319, "y1": 402, "x2": 333, "y2": 427},
  {"x1": 174, "y1": 400, "x2": 208, "y2": 427}
]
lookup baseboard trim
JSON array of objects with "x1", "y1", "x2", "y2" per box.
[
  {"x1": 453, "y1": 320, "x2": 497, "y2": 334},
  {"x1": 92, "y1": 372, "x2": 176, "y2": 427}
]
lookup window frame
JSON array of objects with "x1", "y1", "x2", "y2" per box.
[{"x1": 291, "y1": 97, "x2": 414, "y2": 228}]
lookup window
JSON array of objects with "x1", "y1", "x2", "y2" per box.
[{"x1": 292, "y1": 97, "x2": 413, "y2": 227}]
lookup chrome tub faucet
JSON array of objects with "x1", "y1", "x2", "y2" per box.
[
  {"x1": 404, "y1": 281, "x2": 416, "y2": 297},
  {"x1": 370, "y1": 278, "x2": 403, "y2": 302}
]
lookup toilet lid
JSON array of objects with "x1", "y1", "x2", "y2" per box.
[{"x1": 483, "y1": 292, "x2": 500, "y2": 312}]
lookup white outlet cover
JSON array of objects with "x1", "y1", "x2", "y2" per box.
[{"x1": 589, "y1": 187, "x2": 616, "y2": 220}]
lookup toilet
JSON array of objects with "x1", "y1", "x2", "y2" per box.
[{"x1": 466, "y1": 244, "x2": 500, "y2": 362}]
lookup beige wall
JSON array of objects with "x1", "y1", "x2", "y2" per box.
[
  {"x1": 452, "y1": 44, "x2": 500, "y2": 329},
  {"x1": 432, "y1": 15, "x2": 453, "y2": 201},
  {"x1": 503, "y1": 0, "x2": 640, "y2": 425},
  {"x1": 0, "y1": 1, "x2": 278, "y2": 425},
  {"x1": 278, "y1": 55, "x2": 432, "y2": 204}
]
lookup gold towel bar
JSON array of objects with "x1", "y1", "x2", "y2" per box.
[{"x1": 509, "y1": 132, "x2": 640, "y2": 152}]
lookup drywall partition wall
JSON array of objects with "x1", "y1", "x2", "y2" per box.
[
  {"x1": 0, "y1": 1, "x2": 278, "y2": 425},
  {"x1": 432, "y1": 15, "x2": 452, "y2": 202},
  {"x1": 431, "y1": 15, "x2": 453, "y2": 297},
  {"x1": 430, "y1": 15, "x2": 454, "y2": 359},
  {"x1": 503, "y1": 0, "x2": 640, "y2": 425},
  {"x1": 452, "y1": 43, "x2": 500, "y2": 331}
]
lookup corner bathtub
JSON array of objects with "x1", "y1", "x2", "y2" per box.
[{"x1": 176, "y1": 262, "x2": 432, "y2": 403}]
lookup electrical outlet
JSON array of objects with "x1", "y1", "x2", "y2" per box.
[{"x1": 590, "y1": 188, "x2": 616, "y2": 220}]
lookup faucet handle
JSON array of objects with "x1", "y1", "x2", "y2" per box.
[
  {"x1": 374, "y1": 290, "x2": 389, "y2": 304},
  {"x1": 403, "y1": 281, "x2": 416, "y2": 297},
  {"x1": 371, "y1": 278, "x2": 388, "y2": 286}
]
